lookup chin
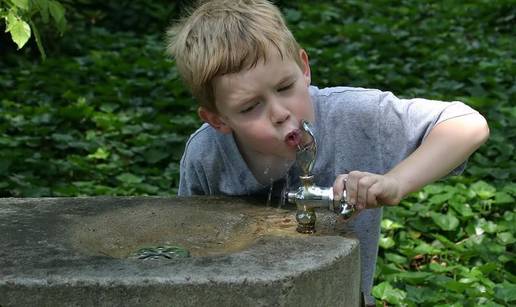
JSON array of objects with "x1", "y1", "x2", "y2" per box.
[
  {"x1": 258, "y1": 145, "x2": 297, "y2": 161},
  {"x1": 283, "y1": 149, "x2": 297, "y2": 161}
]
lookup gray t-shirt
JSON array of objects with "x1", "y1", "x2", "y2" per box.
[{"x1": 178, "y1": 86, "x2": 477, "y2": 303}]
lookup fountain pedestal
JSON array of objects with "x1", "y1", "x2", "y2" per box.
[{"x1": 0, "y1": 196, "x2": 361, "y2": 307}]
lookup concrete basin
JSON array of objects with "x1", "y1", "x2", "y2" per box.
[{"x1": 0, "y1": 196, "x2": 360, "y2": 306}]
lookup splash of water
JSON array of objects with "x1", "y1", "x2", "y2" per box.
[
  {"x1": 266, "y1": 178, "x2": 274, "y2": 207},
  {"x1": 278, "y1": 174, "x2": 288, "y2": 209},
  {"x1": 278, "y1": 161, "x2": 293, "y2": 209},
  {"x1": 263, "y1": 166, "x2": 273, "y2": 207}
]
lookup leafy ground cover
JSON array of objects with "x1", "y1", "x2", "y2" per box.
[{"x1": 1, "y1": 0, "x2": 514, "y2": 305}]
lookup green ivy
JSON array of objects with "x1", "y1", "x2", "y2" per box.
[
  {"x1": 378, "y1": 179, "x2": 515, "y2": 305},
  {"x1": 0, "y1": 28, "x2": 199, "y2": 196},
  {"x1": 1, "y1": 0, "x2": 514, "y2": 305}
]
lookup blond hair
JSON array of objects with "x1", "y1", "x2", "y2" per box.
[{"x1": 166, "y1": 0, "x2": 302, "y2": 112}]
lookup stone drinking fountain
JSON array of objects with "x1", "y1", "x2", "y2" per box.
[{"x1": 0, "y1": 197, "x2": 361, "y2": 306}]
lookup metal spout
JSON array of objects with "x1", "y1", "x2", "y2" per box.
[
  {"x1": 286, "y1": 187, "x2": 356, "y2": 218},
  {"x1": 296, "y1": 121, "x2": 317, "y2": 176},
  {"x1": 286, "y1": 120, "x2": 356, "y2": 233}
]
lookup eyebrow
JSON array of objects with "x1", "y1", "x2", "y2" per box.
[{"x1": 277, "y1": 74, "x2": 296, "y2": 86}]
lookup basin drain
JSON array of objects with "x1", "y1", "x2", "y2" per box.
[{"x1": 132, "y1": 245, "x2": 190, "y2": 260}]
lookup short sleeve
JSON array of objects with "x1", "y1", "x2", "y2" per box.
[
  {"x1": 177, "y1": 132, "x2": 211, "y2": 196},
  {"x1": 378, "y1": 91, "x2": 478, "y2": 174}
]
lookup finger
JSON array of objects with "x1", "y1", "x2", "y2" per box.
[
  {"x1": 357, "y1": 175, "x2": 377, "y2": 210},
  {"x1": 366, "y1": 181, "x2": 381, "y2": 208},
  {"x1": 345, "y1": 171, "x2": 365, "y2": 206},
  {"x1": 333, "y1": 174, "x2": 348, "y2": 201}
]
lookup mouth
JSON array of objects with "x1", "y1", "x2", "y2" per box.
[
  {"x1": 285, "y1": 129, "x2": 302, "y2": 148},
  {"x1": 285, "y1": 129, "x2": 314, "y2": 149}
]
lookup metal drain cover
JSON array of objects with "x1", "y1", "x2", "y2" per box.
[{"x1": 132, "y1": 245, "x2": 190, "y2": 260}]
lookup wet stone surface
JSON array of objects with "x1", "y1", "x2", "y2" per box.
[{"x1": 0, "y1": 196, "x2": 361, "y2": 307}]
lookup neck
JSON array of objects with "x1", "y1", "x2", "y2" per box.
[
  {"x1": 236, "y1": 139, "x2": 294, "y2": 186},
  {"x1": 250, "y1": 156, "x2": 294, "y2": 186}
]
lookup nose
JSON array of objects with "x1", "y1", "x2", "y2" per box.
[{"x1": 269, "y1": 100, "x2": 290, "y2": 125}]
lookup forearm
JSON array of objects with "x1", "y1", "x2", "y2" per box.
[{"x1": 386, "y1": 113, "x2": 489, "y2": 199}]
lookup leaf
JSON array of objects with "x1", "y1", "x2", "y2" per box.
[
  {"x1": 503, "y1": 183, "x2": 516, "y2": 196},
  {"x1": 428, "y1": 192, "x2": 453, "y2": 205},
  {"x1": 444, "y1": 280, "x2": 469, "y2": 293},
  {"x1": 48, "y1": 0, "x2": 66, "y2": 33},
  {"x1": 372, "y1": 281, "x2": 406, "y2": 304},
  {"x1": 448, "y1": 199, "x2": 474, "y2": 218},
  {"x1": 423, "y1": 184, "x2": 446, "y2": 195},
  {"x1": 379, "y1": 235, "x2": 395, "y2": 249},
  {"x1": 497, "y1": 232, "x2": 515, "y2": 245},
  {"x1": 428, "y1": 262, "x2": 449, "y2": 273},
  {"x1": 470, "y1": 181, "x2": 496, "y2": 199},
  {"x1": 430, "y1": 211, "x2": 460, "y2": 231},
  {"x1": 10, "y1": 0, "x2": 30, "y2": 10},
  {"x1": 413, "y1": 241, "x2": 441, "y2": 254},
  {"x1": 433, "y1": 233, "x2": 465, "y2": 252},
  {"x1": 5, "y1": 12, "x2": 31, "y2": 49},
  {"x1": 116, "y1": 173, "x2": 143, "y2": 184},
  {"x1": 494, "y1": 192, "x2": 514, "y2": 205},
  {"x1": 405, "y1": 285, "x2": 439, "y2": 304},
  {"x1": 494, "y1": 281, "x2": 516, "y2": 302},
  {"x1": 143, "y1": 148, "x2": 169, "y2": 164},
  {"x1": 393, "y1": 271, "x2": 433, "y2": 283},
  {"x1": 381, "y1": 218, "x2": 403, "y2": 231},
  {"x1": 477, "y1": 218, "x2": 498, "y2": 234},
  {"x1": 87, "y1": 148, "x2": 110, "y2": 160},
  {"x1": 34, "y1": 0, "x2": 50, "y2": 23},
  {"x1": 384, "y1": 253, "x2": 407, "y2": 265},
  {"x1": 59, "y1": 97, "x2": 94, "y2": 120}
]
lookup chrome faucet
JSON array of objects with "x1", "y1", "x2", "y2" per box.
[{"x1": 286, "y1": 120, "x2": 356, "y2": 234}]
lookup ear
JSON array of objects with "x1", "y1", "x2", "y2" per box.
[
  {"x1": 299, "y1": 49, "x2": 311, "y2": 86},
  {"x1": 198, "y1": 106, "x2": 232, "y2": 134}
]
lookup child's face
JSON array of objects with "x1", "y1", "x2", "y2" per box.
[{"x1": 200, "y1": 48, "x2": 313, "y2": 162}]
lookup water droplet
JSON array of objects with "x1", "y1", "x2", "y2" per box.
[
  {"x1": 278, "y1": 173, "x2": 290, "y2": 209},
  {"x1": 266, "y1": 179, "x2": 274, "y2": 207}
]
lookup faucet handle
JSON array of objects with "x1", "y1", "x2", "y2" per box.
[
  {"x1": 334, "y1": 199, "x2": 356, "y2": 220},
  {"x1": 330, "y1": 190, "x2": 356, "y2": 220}
]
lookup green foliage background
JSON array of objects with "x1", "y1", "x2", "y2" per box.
[{"x1": 1, "y1": 0, "x2": 515, "y2": 305}]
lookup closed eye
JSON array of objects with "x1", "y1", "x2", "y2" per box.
[
  {"x1": 240, "y1": 102, "x2": 258, "y2": 113},
  {"x1": 278, "y1": 83, "x2": 294, "y2": 92}
]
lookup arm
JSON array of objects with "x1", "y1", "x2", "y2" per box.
[
  {"x1": 385, "y1": 112, "x2": 489, "y2": 199},
  {"x1": 334, "y1": 112, "x2": 489, "y2": 209}
]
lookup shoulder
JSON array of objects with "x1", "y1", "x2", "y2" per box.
[
  {"x1": 183, "y1": 123, "x2": 218, "y2": 152},
  {"x1": 181, "y1": 123, "x2": 243, "y2": 171},
  {"x1": 310, "y1": 85, "x2": 384, "y2": 103},
  {"x1": 311, "y1": 85, "x2": 384, "y2": 109},
  {"x1": 310, "y1": 85, "x2": 382, "y2": 99},
  {"x1": 179, "y1": 123, "x2": 260, "y2": 196},
  {"x1": 181, "y1": 123, "x2": 222, "y2": 167},
  {"x1": 179, "y1": 123, "x2": 229, "y2": 195},
  {"x1": 310, "y1": 85, "x2": 385, "y2": 121}
]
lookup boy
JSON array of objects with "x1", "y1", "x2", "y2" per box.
[{"x1": 166, "y1": 0, "x2": 489, "y2": 304}]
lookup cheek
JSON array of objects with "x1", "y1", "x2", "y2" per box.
[{"x1": 236, "y1": 122, "x2": 274, "y2": 141}]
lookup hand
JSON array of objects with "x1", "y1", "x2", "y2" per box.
[{"x1": 333, "y1": 171, "x2": 403, "y2": 210}]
